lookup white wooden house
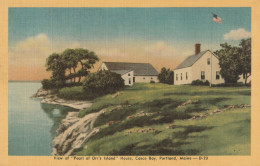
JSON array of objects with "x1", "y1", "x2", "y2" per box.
[
  {"x1": 174, "y1": 44, "x2": 250, "y2": 85},
  {"x1": 99, "y1": 62, "x2": 159, "y2": 86}
]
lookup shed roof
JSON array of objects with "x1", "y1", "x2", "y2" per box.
[
  {"x1": 110, "y1": 70, "x2": 133, "y2": 75},
  {"x1": 103, "y1": 62, "x2": 159, "y2": 76},
  {"x1": 174, "y1": 50, "x2": 212, "y2": 70}
]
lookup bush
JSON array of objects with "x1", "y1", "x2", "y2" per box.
[
  {"x1": 41, "y1": 79, "x2": 55, "y2": 89},
  {"x1": 82, "y1": 70, "x2": 125, "y2": 98},
  {"x1": 58, "y1": 86, "x2": 88, "y2": 100},
  {"x1": 41, "y1": 78, "x2": 66, "y2": 89},
  {"x1": 212, "y1": 82, "x2": 247, "y2": 87},
  {"x1": 191, "y1": 79, "x2": 210, "y2": 86},
  {"x1": 204, "y1": 80, "x2": 210, "y2": 86},
  {"x1": 150, "y1": 80, "x2": 155, "y2": 84},
  {"x1": 158, "y1": 67, "x2": 174, "y2": 84}
]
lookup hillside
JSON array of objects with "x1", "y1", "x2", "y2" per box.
[{"x1": 73, "y1": 83, "x2": 250, "y2": 155}]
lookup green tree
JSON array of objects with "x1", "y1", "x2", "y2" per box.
[
  {"x1": 61, "y1": 48, "x2": 99, "y2": 84},
  {"x1": 158, "y1": 67, "x2": 174, "y2": 84},
  {"x1": 74, "y1": 48, "x2": 99, "y2": 83},
  {"x1": 214, "y1": 43, "x2": 241, "y2": 83},
  {"x1": 46, "y1": 53, "x2": 66, "y2": 87},
  {"x1": 43, "y1": 48, "x2": 99, "y2": 89},
  {"x1": 62, "y1": 49, "x2": 78, "y2": 83},
  {"x1": 238, "y1": 38, "x2": 251, "y2": 84},
  {"x1": 214, "y1": 38, "x2": 251, "y2": 84}
]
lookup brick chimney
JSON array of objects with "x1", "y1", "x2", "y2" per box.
[{"x1": 195, "y1": 43, "x2": 201, "y2": 55}]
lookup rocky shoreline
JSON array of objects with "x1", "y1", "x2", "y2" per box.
[
  {"x1": 32, "y1": 87, "x2": 93, "y2": 110},
  {"x1": 32, "y1": 87, "x2": 99, "y2": 155},
  {"x1": 53, "y1": 109, "x2": 105, "y2": 155}
]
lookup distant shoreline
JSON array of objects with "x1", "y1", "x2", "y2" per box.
[{"x1": 8, "y1": 80, "x2": 41, "y2": 83}]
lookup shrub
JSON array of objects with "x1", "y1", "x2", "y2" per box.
[
  {"x1": 158, "y1": 67, "x2": 174, "y2": 84},
  {"x1": 41, "y1": 79, "x2": 55, "y2": 89},
  {"x1": 191, "y1": 79, "x2": 210, "y2": 86},
  {"x1": 58, "y1": 86, "x2": 88, "y2": 100},
  {"x1": 41, "y1": 78, "x2": 66, "y2": 89},
  {"x1": 204, "y1": 80, "x2": 210, "y2": 86},
  {"x1": 150, "y1": 80, "x2": 155, "y2": 84},
  {"x1": 82, "y1": 70, "x2": 125, "y2": 98},
  {"x1": 212, "y1": 82, "x2": 247, "y2": 87}
]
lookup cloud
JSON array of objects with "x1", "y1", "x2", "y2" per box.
[
  {"x1": 145, "y1": 41, "x2": 178, "y2": 57},
  {"x1": 9, "y1": 33, "x2": 52, "y2": 66},
  {"x1": 96, "y1": 48, "x2": 128, "y2": 57},
  {"x1": 9, "y1": 34, "x2": 85, "y2": 67},
  {"x1": 224, "y1": 28, "x2": 251, "y2": 40}
]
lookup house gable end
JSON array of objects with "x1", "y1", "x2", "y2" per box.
[{"x1": 174, "y1": 50, "x2": 211, "y2": 70}]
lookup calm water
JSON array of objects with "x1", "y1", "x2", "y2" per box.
[{"x1": 8, "y1": 82, "x2": 77, "y2": 156}]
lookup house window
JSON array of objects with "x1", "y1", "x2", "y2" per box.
[
  {"x1": 243, "y1": 73, "x2": 246, "y2": 79},
  {"x1": 201, "y1": 71, "x2": 205, "y2": 80},
  {"x1": 207, "y1": 58, "x2": 210, "y2": 65},
  {"x1": 216, "y1": 71, "x2": 220, "y2": 80},
  {"x1": 133, "y1": 77, "x2": 135, "y2": 83},
  {"x1": 128, "y1": 73, "x2": 131, "y2": 76},
  {"x1": 176, "y1": 74, "x2": 178, "y2": 81},
  {"x1": 143, "y1": 77, "x2": 145, "y2": 80},
  {"x1": 186, "y1": 72, "x2": 188, "y2": 80},
  {"x1": 151, "y1": 77, "x2": 153, "y2": 80},
  {"x1": 181, "y1": 73, "x2": 182, "y2": 80},
  {"x1": 129, "y1": 78, "x2": 131, "y2": 84}
]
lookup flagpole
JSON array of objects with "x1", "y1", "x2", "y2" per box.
[
  {"x1": 210, "y1": 13, "x2": 222, "y2": 87},
  {"x1": 210, "y1": 13, "x2": 213, "y2": 87}
]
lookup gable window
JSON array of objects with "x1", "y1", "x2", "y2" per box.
[
  {"x1": 186, "y1": 72, "x2": 188, "y2": 80},
  {"x1": 176, "y1": 74, "x2": 178, "y2": 81},
  {"x1": 207, "y1": 58, "x2": 210, "y2": 65},
  {"x1": 216, "y1": 71, "x2": 220, "y2": 80},
  {"x1": 128, "y1": 73, "x2": 131, "y2": 76},
  {"x1": 201, "y1": 71, "x2": 205, "y2": 80},
  {"x1": 181, "y1": 73, "x2": 182, "y2": 80}
]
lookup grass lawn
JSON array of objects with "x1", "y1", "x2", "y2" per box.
[{"x1": 75, "y1": 83, "x2": 250, "y2": 155}]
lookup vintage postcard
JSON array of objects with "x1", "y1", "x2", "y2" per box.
[{"x1": 0, "y1": 0, "x2": 260, "y2": 166}]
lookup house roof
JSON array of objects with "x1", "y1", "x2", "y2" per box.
[
  {"x1": 103, "y1": 62, "x2": 159, "y2": 76},
  {"x1": 110, "y1": 70, "x2": 133, "y2": 75},
  {"x1": 174, "y1": 50, "x2": 212, "y2": 70}
]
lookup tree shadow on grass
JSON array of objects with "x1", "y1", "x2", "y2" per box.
[
  {"x1": 164, "y1": 92, "x2": 189, "y2": 96},
  {"x1": 108, "y1": 139, "x2": 198, "y2": 156},
  {"x1": 142, "y1": 98, "x2": 184, "y2": 112},
  {"x1": 89, "y1": 98, "x2": 217, "y2": 146},
  {"x1": 173, "y1": 125, "x2": 214, "y2": 140},
  {"x1": 206, "y1": 97, "x2": 229, "y2": 105},
  {"x1": 125, "y1": 126, "x2": 213, "y2": 156},
  {"x1": 94, "y1": 106, "x2": 137, "y2": 127}
]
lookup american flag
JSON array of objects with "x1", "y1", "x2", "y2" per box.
[{"x1": 212, "y1": 13, "x2": 222, "y2": 23}]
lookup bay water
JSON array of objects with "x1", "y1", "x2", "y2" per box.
[{"x1": 8, "y1": 82, "x2": 77, "y2": 156}]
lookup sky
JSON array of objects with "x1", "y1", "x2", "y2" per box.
[{"x1": 8, "y1": 8, "x2": 251, "y2": 81}]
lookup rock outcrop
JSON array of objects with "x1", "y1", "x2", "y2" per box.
[{"x1": 52, "y1": 109, "x2": 106, "y2": 156}]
